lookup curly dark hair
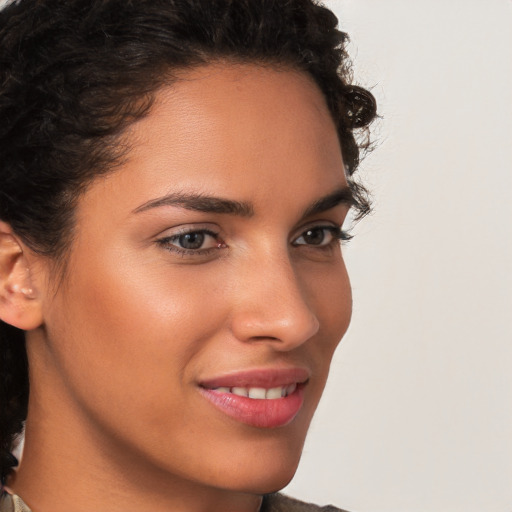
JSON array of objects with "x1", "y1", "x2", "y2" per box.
[{"x1": 0, "y1": 0, "x2": 376, "y2": 484}]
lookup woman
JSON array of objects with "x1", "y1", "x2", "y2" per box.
[{"x1": 0, "y1": 1, "x2": 376, "y2": 511}]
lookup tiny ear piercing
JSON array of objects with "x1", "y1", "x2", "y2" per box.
[
  {"x1": 11, "y1": 283, "x2": 35, "y2": 297},
  {"x1": 22, "y1": 286, "x2": 34, "y2": 297}
]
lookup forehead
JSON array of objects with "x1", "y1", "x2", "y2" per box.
[
  {"x1": 155, "y1": 63, "x2": 335, "y2": 133},
  {"x1": 76, "y1": 63, "x2": 346, "y2": 224}
]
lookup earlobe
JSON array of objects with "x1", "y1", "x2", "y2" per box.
[{"x1": 0, "y1": 221, "x2": 43, "y2": 331}]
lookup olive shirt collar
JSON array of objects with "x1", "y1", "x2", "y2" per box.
[{"x1": 0, "y1": 490, "x2": 347, "y2": 512}]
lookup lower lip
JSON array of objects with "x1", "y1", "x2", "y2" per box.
[{"x1": 199, "y1": 385, "x2": 305, "y2": 428}]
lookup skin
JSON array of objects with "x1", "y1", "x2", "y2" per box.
[{"x1": 1, "y1": 64, "x2": 353, "y2": 512}]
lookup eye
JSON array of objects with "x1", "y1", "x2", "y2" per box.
[
  {"x1": 175, "y1": 232, "x2": 209, "y2": 250},
  {"x1": 293, "y1": 226, "x2": 346, "y2": 247},
  {"x1": 157, "y1": 228, "x2": 226, "y2": 255}
]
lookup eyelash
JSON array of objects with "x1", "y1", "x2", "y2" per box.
[
  {"x1": 156, "y1": 225, "x2": 351, "y2": 257},
  {"x1": 292, "y1": 226, "x2": 352, "y2": 247},
  {"x1": 156, "y1": 228, "x2": 223, "y2": 257}
]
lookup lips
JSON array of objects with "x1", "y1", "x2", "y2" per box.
[{"x1": 199, "y1": 367, "x2": 309, "y2": 428}]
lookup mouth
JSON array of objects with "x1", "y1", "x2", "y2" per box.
[
  {"x1": 198, "y1": 368, "x2": 309, "y2": 428},
  {"x1": 208, "y1": 383, "x2": 299, "y2": 400}
]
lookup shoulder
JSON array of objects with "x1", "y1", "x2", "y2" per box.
[
  {"x1": 261, "y1": 493, "x2": 350, "y2": 512},
  {"x1": 0, "y1": 492, "x2": 32, "y2": 512}
]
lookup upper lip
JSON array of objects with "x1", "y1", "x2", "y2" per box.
[{"x1": 199, "y1": 367, "x2": 311, "y2": 389}]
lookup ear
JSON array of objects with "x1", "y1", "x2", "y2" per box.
[{"x1": 0, "y1": 221, "x2": 43, "y2": 331}]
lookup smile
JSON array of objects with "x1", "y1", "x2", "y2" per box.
[
  {"x1": 210, "y1": 383, "x2": 297, "y2": 399},
  {"x1": 199, "y1": 368, "x2": 309, "y2": 428}
]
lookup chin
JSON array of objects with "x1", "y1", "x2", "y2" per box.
[
  {"x1": 233, "y1": 464, "x2": 299, "y2": 496},
  {"x1": 251, "y1": 470, "x2": 298, "y2": 495},
  {"x1": 214, "y1": 406, "x2": 315, "y2": 494},
  {"x1": 218, "y1": 438, "x2": 305, "y2": 495}
]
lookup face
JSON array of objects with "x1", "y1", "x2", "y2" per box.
[{"x1": 31, "y1": 64, "x2": 352, "y2": 496}]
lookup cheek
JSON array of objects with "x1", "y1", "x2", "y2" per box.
[
  {"x1": 44, "y1": 248, "x2": 227, "y2": 430},
  {"x1": 306, "y1": 258, "x2": 352, "y2": 361}
]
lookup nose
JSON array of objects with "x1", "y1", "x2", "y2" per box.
[{"x1": 229, "y1": 252, "x2": 320, "y2": 351}]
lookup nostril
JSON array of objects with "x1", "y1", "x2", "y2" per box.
[{"x1": 231, "y1": 310, "x2": 319, "y2": 350}]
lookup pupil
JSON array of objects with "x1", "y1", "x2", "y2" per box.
[
  {"x1": 304, "y1": 228, "x2": 324, "y2": 245},
  {"x1": 179, "y1": 232, "x2": 205, "y2": 249}
]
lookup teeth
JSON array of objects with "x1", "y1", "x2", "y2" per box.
[
  {"x1": 266, "y1": 387, "x2": 283, "y2": 399},
  {"x1": 213, "y1": 384, "x2": 298, "y2": 399},
  {"x1": 286, "y1": 383, "x2": 297, "y2": 396},
  {"x1": 248, "y1": 387, "x2": 266, "y2": 399},
  {"x1": 232, "y1": 387, "x2": 249, "y2": 397}
]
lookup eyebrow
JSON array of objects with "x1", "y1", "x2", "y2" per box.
[
  {"x1": 133, "y1": 192, "x2": 254, "y2": 217},
  {"x1": 133, "y1": 186, "x2": 354, "y2": 218},
  {"x1": 301, "y1": 186, "x2": 355, "y2": 218}
]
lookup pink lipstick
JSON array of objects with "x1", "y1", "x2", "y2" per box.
[{"x1": 199, "y1": 368, "x2": 309, "y2": 428}]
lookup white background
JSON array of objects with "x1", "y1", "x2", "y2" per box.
[
  {"x1": 285, "y1": 1, "x2": 512, "y2": 511},
  {"x1": 1, "y1": 0, "x2": 511, "y2": 511}
]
